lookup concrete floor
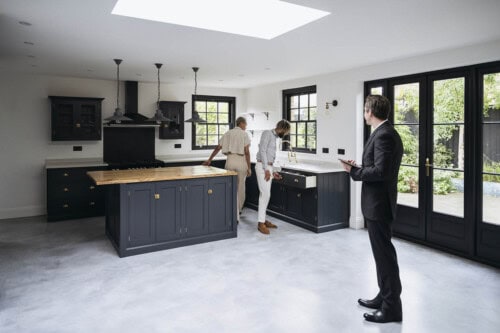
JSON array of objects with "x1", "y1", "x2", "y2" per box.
[{"x1": 1, "y1": 210, "x2": 499, "y2": 333}]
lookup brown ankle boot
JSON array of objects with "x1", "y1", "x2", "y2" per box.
[{"x1": 258, "y1": 222, "x2": 270, "y2": 235}]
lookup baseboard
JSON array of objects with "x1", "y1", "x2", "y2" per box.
[
  {"x1": 350, "y1": 215, "x2": 365, "y2": 229},
  {"x1": 0, "y1": 205, "x2": 45, "y2": 220}
]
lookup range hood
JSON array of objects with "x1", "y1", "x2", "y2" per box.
[{"x1": 123, "y1": 81, "x2": 149, "y2": 123}]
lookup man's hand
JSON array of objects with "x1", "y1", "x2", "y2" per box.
[
  {"x1": 340, "y1": 159, "x2": 358, "y2": 173},
  {"x1": 202, "y1": 160, "x2": 211, "y2": 166},
  {"x1": 264, "y1": 170, "x2": 271, "y2": 181},
  {"x1": 273, "y1": 172, "x2": 282, "y2": 180},
  {"x1": 247, "y1": 168, "x2": 252, "y2": 177}
]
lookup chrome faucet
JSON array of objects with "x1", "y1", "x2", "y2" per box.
[{"x1": 281, "y1": 140, "x2": 297, "y2": 163}]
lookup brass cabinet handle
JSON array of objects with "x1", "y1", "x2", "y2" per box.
[
  {"x1": 63, "y1": 204, "x2": 69, "y2": 208},
  {"x1": 89, "y1": 201, "x2": 95, "y2": 206},
  {"x1": 294, "y1": 178, "x2": 299, "y2": 183},
  {"x1": 89, "y1": 186, "x2": 95, "y2": 190},
  {"x1": 154, "y1": 193, "x2": 160, "y2": 200},
  {"x1": 425, "y1": 157, "x2": 433, "y2": 177},
  {"x1": 63, "y1": 187, "x2": 69, "y2": 192},
  {"x1": 75, "y1": 123, "x2": 81, "y2": 128},
  {"x1": 208, "y1": 189, "x2": 213, "y2": 195},
  {"x1": 63, "y1": 173, "x2": 69, "y2": 177},
  {"x1": 297, "y1": 193, "x2": 301, "y2": 198}
]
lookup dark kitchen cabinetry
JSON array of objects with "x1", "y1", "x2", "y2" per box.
[
  {"x1": 158, "y1": 101, "x2": 186, "y2": 139},
  {"x1": 245, "y1": 163, "x2": 350, "y2": 233},
  {"x1": 49, "y1": 96, "x2": 103, "y2": 141},
  {"x1": 106, "y1": 176, "x2": 236, "y2": 257},
  {"x1": 46, "y1": 166, "x2": 106, "y2": 222}
]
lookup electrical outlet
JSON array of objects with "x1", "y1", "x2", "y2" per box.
[
  {"x1": 337, "y1": 148, "x2": 345, "y2": 155},
  {"x1": 322, "y1": 147, "x2": 329, "y2": 153},
  {"x1": 174, "y1": 144, "x2": 181, "y2": 149},
  {"x1": 73, "y1": 146, "x2": 82, "y2": 151}
]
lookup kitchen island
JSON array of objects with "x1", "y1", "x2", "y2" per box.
[{"x1": 88, "y1": 165, "x2": 238, "y2": 257}]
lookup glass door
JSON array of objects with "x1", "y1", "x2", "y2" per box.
[
  {"x1": 390, "y1": 79, "x2": 426, "y2": 240},
  {"x1": 477, "y1": 68, "x2": 500, "y2": 263},
  {"x1": 426, "y1": 73, "x2": 473, "y2": 254}
]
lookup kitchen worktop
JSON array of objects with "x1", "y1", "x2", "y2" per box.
[
  {"x1": 87, "y1": 165, "x2": 237, "y2": 185},
  {"x1": 157, "y1": 154, "x2": 225, "y2": 163},
  {"x1": 45, "y1": 158, "x2": 108, "y2": 169}
]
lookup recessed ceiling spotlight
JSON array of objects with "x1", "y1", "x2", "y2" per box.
[
  {"x1": 26, "y1": 55, "x2": 36, "y2": 58},
  {"x1": 238, "y1": 74, "x2": 245, "y2": 77},
  {"x1": 112, "y1": 0, "x2": 330, "y2": 40},
  {"x1": 219, "y1": 80, "x2": 224, "y2": 82},
  {"x1": 24, "y1": 41, "x2": 34, "y2": 45},
  {"x1": 265, "y1": 68, "x2": 271, "y2": 70},
  {"x1": 87, "y1": 69, "x2": 94, "y2": 72},
  {"x1": 180, "y1": 76, "x2": 185, "y2": 79},
  {"x1": 136, "y1": 73, "x2": 142, "y2": 76},
  {"x1": 31, "y1": 64, "x2": 37, "y2": 67},
  {"x1": 19, "y1": 21, "x2": 32, "y2": 26}
]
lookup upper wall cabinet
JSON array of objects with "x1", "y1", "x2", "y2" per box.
[
  {"x1": 158, "y1": 101, "x2": 186, "y2": 140},
  {"x1": 49, "y1": 96, "x2": 104, "y2": 141}
]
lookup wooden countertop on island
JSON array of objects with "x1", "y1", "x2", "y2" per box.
[{"x1": 87, "y1": 165, "x2": 237, "y2": 185}]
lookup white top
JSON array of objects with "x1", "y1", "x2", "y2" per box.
[{"x1": 219, "y1": 127, "x2": 251, "y2": 155}]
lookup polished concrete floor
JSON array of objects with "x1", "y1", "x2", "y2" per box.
[{"x1": 1, "y1": 210, "x2": 499, "y2": 333}]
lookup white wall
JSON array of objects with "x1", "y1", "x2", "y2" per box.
[
  {"x1": 244, "y1": 40, "x2": 500, "y2": 229},
  {"x1": 1, "y1": 39, "x2": 499, "y2": 221},
  {"x1": 0, "y1": 74, "x2": 244, "y2": 219}
]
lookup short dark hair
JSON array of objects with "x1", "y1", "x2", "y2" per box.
[
  {"x1": 276, "y1": 119, "x2": 291, "y2": 132},
  {"x1": 365, "y1": 95, "x2": 391, "y2": 120},
  {"x1": 236, "y1": 116, "x2": 246, "y2": 126}
]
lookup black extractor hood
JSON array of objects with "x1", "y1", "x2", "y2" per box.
[{"x1": 123, "y1": 81, "x2": 149, "y2": 123}]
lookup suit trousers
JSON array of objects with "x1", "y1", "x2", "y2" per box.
[
  {"x1": 365, "y1": 218, "x2": 402, "y2": 313},
  {"x1": 225, "y1": 154, "x2": 248, "y2": 218},
  {"x1": 255, "y1": 162, "x2": 273, "y2": 223}
]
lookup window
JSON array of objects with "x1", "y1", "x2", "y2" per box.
[
  {"x1": 282, "y1": 85, "x2": 317, "y2": 153},
  {"x1": 192, "y1": 95, "x2": 235, "y2": 150}
]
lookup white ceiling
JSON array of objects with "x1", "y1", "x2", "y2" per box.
[{"x1": 1, "y1": 0, "x2": 500, "y2": 89}]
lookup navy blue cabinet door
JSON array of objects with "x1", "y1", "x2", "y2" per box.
[
  {"x1": 184, "y1": 179, "x2": 209, "y2": 237},
  {"x1": 208, "y1": 177, "x2": 232, "y2": 233},
  {"x1": 155, "y1": 181, "x2": 182, "y2": 242},
  {"x1": 127, "y1": 183, "x2": 155, "y2": 247}
]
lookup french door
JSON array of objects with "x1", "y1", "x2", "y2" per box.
[{"x1": 365, "y1": 61, "x2": 500, "y2": 267}]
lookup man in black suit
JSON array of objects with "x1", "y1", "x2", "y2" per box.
[{"x1": 341, "y1": 95, "x2": 404, "y2": 323}]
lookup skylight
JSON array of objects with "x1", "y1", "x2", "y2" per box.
[{"x1": 111, "y1": 0, "x2": 330, "y2": 40}]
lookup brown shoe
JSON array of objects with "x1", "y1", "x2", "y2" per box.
[
  {"x1": 265, "y1": 220, "x2": 277, "y2": 229},
  {"x1": 258, "y1": 222, "x2": 270, "y2": 235}
]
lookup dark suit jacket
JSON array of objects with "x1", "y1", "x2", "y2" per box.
[{"x1": 350, "y1": 121, "x2": 403, "y2": 221}]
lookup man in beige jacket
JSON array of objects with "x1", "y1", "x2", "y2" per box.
[{"x1": 203, "y1": 116, "x2": 251, "y2": 220}]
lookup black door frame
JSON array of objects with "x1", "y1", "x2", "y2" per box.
[{"x1": 364, "y1": 60, "x2": 500, "y2": 268}]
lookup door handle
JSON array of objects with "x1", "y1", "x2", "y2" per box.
[
  {"x1": 425, "y1": 158, "x2": 433, "y2": 177},
  {"x1": 154, "y1": 193, "x2": 160, "y2": 200},
  {"x1": 208, "y1": 189, "x2": 213, "y2": 195}
]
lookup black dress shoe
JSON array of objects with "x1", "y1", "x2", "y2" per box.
[
  {"x1": 358, "y1": 297, "x2": 382, "y2": 309},
  {"x1": 364, "y1": 309, "x2": 402, "y2": 323}
]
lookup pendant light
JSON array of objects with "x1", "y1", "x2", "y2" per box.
[
  {"x1": 147, "y1": 63, "x2": 172, "y2": 124},
  {"x1": 185, "y1": 67, "x2": 207, "y2": 123},
  {"x1": 104, "y1": 59, "x2": 132, "y2": 123}
]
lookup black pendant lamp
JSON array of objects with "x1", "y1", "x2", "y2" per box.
[
  {"x1": 147, "y1": 63, "x2": 172, "y2": 124},
  {"x1": 185, "y1": 67, "x2": 206, "y2": 123},
  {"x1": 104, "y1": 59, "x2": 132, "y2": 123}
]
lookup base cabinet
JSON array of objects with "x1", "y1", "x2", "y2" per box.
[
  {"x1": 47, "y1": 166, "x2": 105, "y2": 222},
  {"x1": 245, "y1": 164, "x2": 350, "y2": 233},
  {"x1": 106, "y1": 176, "x2": 237, "y2": 257}
]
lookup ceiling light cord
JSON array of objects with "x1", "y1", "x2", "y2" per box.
[
  {"x1": 157, "y1": 65, "x2": 161, "y2": 108},
  {"x1": 116, "y1": 61, "x2": 120, "y2": 109},
  {"x1": 194, "y1": 70, "x2": 197, "y2": 96}
]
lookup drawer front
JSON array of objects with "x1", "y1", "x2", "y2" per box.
[
  {"x1": 279, "y1": 172, "x2": 317, "y2": 189},
  {"x1": 47, "y1": 168, "x2": 87, "y2": 183}
]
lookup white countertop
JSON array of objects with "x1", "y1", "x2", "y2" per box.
[
  {"x1": 274, "y1": 160, "x2": 345, "y2": 174},
  {"x1": 45, "y1": 158, "x2": 108, "y2": 169},
  {"x1": 157, "y1": 154, "x2": 225, "y2": 163}
]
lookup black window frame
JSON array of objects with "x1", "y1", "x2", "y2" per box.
[
  {"x1": 282, "y1": 85, "x2": 317, "y2": 154},
  {"x1": 191, "y1": 95, "x2": 235, "y2": 150}
]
